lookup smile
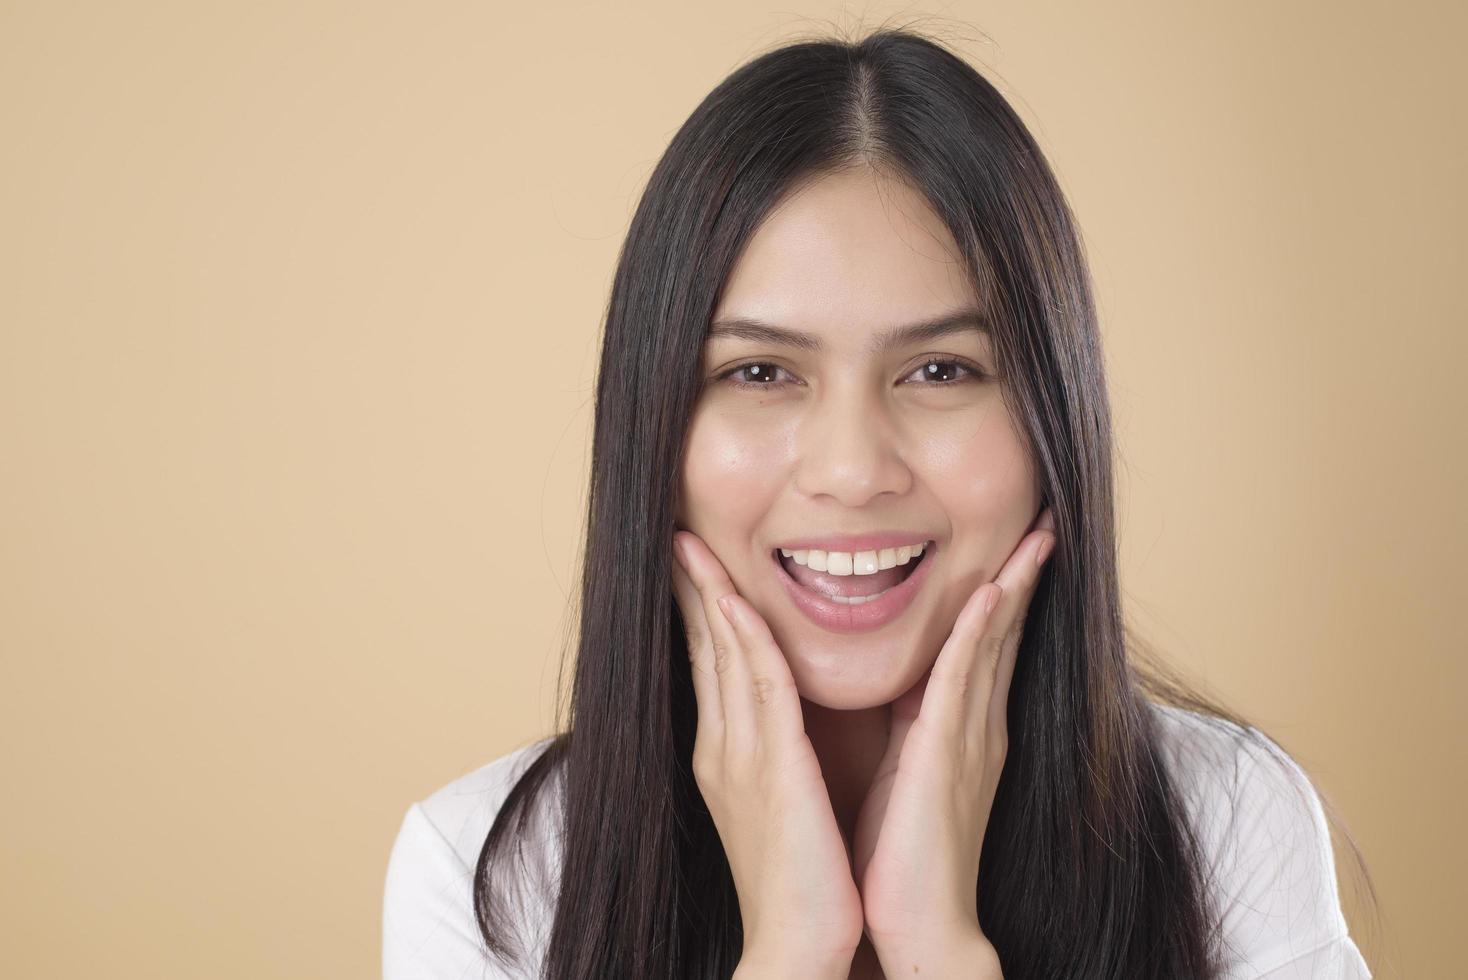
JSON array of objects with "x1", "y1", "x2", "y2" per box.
[{"x1": 770, "y1": 540, "x2": 937, "y2": 634}]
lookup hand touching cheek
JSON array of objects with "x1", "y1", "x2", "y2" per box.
[{"x1": 850, "y1": 506, "x2": 1057, "y2": 977}]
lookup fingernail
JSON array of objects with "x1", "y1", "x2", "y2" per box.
[
  {"x1": 717, "y1": 595, "x2": 735, "y2": 619},
  {"x1": 673, "y1": 535, "x2": 689, "y2": 570},
  {"x1": 984, "y1": 584, "x2": 1002, "y2": 614},
  {"x1": 1034, "y1": 534, "x2": 1054, "y2": 568}
]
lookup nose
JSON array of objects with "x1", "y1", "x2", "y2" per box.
[{"x1": 792, "y1": 382, "x2": 914, "y2": 508}]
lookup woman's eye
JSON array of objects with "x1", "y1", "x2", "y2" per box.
[
  {"x1": 903, "y1": 359, "x2": 983, "y2": 385},
  {"x1": 720, "y1": 362, "x2": 793, "y2": 389},
  {"x1": 716, "y1": 358, "x2": 985, "y2": 391}
]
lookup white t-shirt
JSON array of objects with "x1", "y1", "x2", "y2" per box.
[{"x1": 382, "y1": 702, "x2": 1372, "y2": 979}]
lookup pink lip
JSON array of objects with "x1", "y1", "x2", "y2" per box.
[{"x1": 771, "y1": 541, "x2": 937, "y2": 634}]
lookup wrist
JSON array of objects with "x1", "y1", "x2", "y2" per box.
[
  {"x1": 871, "y1": 928, "x2": 1003, "y2": 979},
  {"x1": 734, "y1": 946, "x2": 855, "y2": 980},
  {"x1": 971, "y1": 933, "x2": 1004, "y2": 979}
]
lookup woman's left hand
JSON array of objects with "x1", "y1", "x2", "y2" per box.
[{"x1": 849, "y1": 506, "x2": 1057, "y2": 976}]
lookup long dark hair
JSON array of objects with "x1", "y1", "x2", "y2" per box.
[{"x1": 471, "y1": 23, "x2": 1380, "y2": 979}]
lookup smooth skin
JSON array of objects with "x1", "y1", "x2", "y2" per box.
[
  {"x1": 671, "y1": 165, "x2": 1055, "y2": 978},
  {"x1": 672, "y1": 507, "x2": 1053, "y2": 977},
  {"x1": 671, "y1": 537, "x2": 866, "y2": 976}
]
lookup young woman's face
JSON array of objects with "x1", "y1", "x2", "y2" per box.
[{"x1": 676, "y1": 167, "x2": 1043, "y2": 710}]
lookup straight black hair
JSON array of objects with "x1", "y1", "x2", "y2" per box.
[{"x1": 471, "y1": 23, "x2": 1380, "y2": 979}]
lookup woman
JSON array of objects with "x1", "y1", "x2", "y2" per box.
[{"x1": 383, "y1": 26, "x2": 1377, "y2": 979}]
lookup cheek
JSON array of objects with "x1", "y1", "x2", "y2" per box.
[
  {"x1": 678, "y1": 406, "x2": 790, "y2": 540},
  {"x1": 914, "y1": 405, "x2": 1037, "y2": 562},
  {"x1": 907, "y1": 407, "x2": 1036, "y2": 644}
]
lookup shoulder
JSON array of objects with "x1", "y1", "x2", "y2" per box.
[
  {"x1": 1146, "y1": 702, "x2": 1370, "y2": 977},
  {"x1": 413, "y1": 735, "x2": 564, "y2": 870},
  {"x1": 1147, "y1": 701, "x2": 1331, "y2": 874},
  {"x1": 382, "y1": 735, "x2": 564, "y2": 980}
]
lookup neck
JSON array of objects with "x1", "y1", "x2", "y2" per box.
[{"x1": 800, "y1": 697, "x2": 892, "y2": 842}]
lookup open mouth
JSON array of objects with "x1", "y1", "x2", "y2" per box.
[
  {"x1": 771, "y1": 541, "x2": 933, "y2": 605},
  {"x1": 769, "y1": 540, "x2": 937, "y2": 633}
]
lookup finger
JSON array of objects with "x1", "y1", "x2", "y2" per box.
[
  {"x1": 925, "y1": 507, "x2": 1058, "y2": 749},
  {"x1": 673, "y1": 530, "x2": 758, "y2": 742},
  {"x1": 977, "y1": 508, "x2": 1057, "y2": 741},
  {"x1": 670, "y1": 551, "x2": 725, "y2": 733},
  {"x1": 922, "y1": 581, "x2": 1004, "y2": 746},
  {"x1": 715, "y1": 591, "x2": 804, "y2": 745}
]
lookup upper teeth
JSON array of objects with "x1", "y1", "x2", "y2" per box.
[{"x1": 778, "y1": 541, "x2": 928, "y2": 576}]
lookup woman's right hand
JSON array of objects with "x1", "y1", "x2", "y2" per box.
[{"x1": 670, "y1": 529, "x2": 864, "y2": 974}]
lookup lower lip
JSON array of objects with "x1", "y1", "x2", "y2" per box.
[{"x1": 771, "y1": 543, "x2": 937, "y2": 634}]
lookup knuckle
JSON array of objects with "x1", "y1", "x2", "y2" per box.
[
  {"x1": 946, "y1": 667, "x2": 972, "y2": 702},
  {"x1": 750, "y1": 674, "x2": 777, "y2": 706},
  {"x1": 983, "y1": 635, "x2": 1005, "y2": 671},
  {"x1": 985, "y1": 628, "x2": 1005, "y2": 655},
  {"x1": 711, "y1": 638, "x2": 734, "y2": 675}
]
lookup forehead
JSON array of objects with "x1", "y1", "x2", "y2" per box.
[{"x1": 711, "y1": 169, "x2": 980, "y2": 342}]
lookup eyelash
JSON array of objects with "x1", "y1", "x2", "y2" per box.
[{"x1": 716, "y1": 357, "x2": 988, "y2": 391}]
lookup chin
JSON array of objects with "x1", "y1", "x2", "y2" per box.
[{"x1": 786, "y1": 646, "x2": 925, "y2": 711}]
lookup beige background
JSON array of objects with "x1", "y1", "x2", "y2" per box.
[{"x1": 0, "y1": 2, "x2": 1459, "y2": 977}]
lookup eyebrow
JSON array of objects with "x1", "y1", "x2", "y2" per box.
[{"x1": 706, "y1": 308, "x2": 989, "y2": 356}]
